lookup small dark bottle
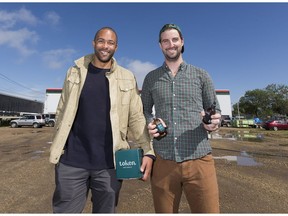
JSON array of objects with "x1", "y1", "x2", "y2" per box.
[
  {"x1": 202, "y1": 102, "x2": 216, "y2": 124},
  {"x1": 153, "y1": 118, "x2": 167, "y2": 138}
]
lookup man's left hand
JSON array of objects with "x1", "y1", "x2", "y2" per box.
[
  {"x1": 140, "y1": 156, "x2": 153, "y2": 181},
  {"x1": 201, "y1": 111, "x2": 221, "y2": 132}
]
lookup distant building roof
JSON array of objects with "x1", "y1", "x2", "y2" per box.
[
  {"x1": 46, "y1": 88, "x2": 62, "y2": 94},
  {"x1": 215, "y1": 89, "x2": 230, "y2": 95}
]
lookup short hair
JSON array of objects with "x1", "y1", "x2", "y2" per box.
[{"x1": 94, "y1": 27, "x2": 118, "y2": 44}]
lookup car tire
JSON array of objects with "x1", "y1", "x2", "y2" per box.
[
  {"x1": 33, "y1": 123, "x2": 39, "y2": 128},
  {"x1": 273, "y1": 126, "x2": 278, "y2": 131},
  {"x1": 11, "y1": 122, "x2": 18, "y2": 128},
  {"x1": 48, "y1": 121, "x2": 55, "y2": 127}
]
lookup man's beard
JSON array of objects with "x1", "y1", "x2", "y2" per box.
[
  {"x1": 94, "y1": 49, "x2": 115, "y2": 63},
  {"x1": 164, "y1": 51, "x2": 181, "y2": 62}
]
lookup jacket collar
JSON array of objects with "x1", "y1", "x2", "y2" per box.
[{"x1": 74, "y1": 54, "x2": 117, "y2": 73}]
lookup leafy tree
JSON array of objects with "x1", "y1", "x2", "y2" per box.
[
  {"x1": 265, "y1": 84, "x2": 288, "y2": 116},
  {"x1": 234, "y1": 83, "x2": 288, "y2": 119},
  {"x1": 239, "y1": 89, "x2": 269, "y2": 117}
]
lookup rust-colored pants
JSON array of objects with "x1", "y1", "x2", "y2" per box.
[{"x1": 151, "y1": 154, "x2": 219, "y2": 213}]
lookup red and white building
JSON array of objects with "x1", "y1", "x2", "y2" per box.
[
  {"x1": 215, "y1": 89, "x2": 232, "y2": 117},
  {"x1": 43, "y1": 88, "x2": 62, "y2": 114}
]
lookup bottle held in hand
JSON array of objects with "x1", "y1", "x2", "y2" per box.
[
  {"x1": 202, "y1": 102, "x2": 216, "y2": 124},
  {"x1": 153, "y1": 118, "x2": 167, "y2": 138}
]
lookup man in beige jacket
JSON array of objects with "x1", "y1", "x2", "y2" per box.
[{"x1": 50, "y1": 27, "x2": 154, "y2": 213}]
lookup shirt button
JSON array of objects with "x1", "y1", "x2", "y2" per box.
[
  {"x1": 174, "y1": 122, "x2": 177, "y2": 125},
  {"x1": 173, "y1": 94, "x2": 176, "y2": 96},
  {"x1": 174, "y1": 137, "x2": 177, "y2": 140},
  {"x1": 173, "y1": 107, "x2": 176, "y2": 110}
]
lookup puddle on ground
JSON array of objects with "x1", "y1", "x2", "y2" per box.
[
  {"x1": 28, "y1": 142, "x2": 51, "y2": 159},
  {"x1": 30, "y1": 150, "x2": 45, "y2": 160},
  {"x1": 31, "y1": 130, "x2": 43, "y2": 133},
  {"x1": 211, "y1": 131, "x2": 264, "y2": 142},
  {"x1": 214, "y1": 151, "x2": 263, "y2": 166},
  {"x1": 33, "y1": 150, "x2": 45, "y2": 154}
]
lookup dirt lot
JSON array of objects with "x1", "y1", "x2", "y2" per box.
[{"x1": 0, "y1": 126, "x2": 287, "y2": 213}]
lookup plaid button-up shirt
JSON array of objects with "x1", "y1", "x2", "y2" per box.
[{"x1": 141, "y1": 61, "x2": 221, "y2": 162}]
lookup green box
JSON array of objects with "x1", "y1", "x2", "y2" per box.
[{"x1": 115, "y1": 148, "x2": 143, "y2": 180}]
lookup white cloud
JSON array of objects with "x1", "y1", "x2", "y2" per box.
[
  {"x1": 0, "y1": 8, "x2": 38, "y2": 29},
  {"x1": 0, "y1": 8, "x2": 61, "y2": 57},
  {"x1": 120, "y1": 58, "x2": 157, "y2": 88},
  {"x1": 42, "y1": 49, "x2": 77, "y2": 69},
  {"x1": 0, "y1": 28, "x2": 39, "y2": 56},
  {"x1": 44, "y1": 11, "x2": 60, "y2": 26}
]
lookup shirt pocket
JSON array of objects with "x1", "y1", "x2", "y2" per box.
[{"x1": 119, "y1": 80, "x2": 134, "y2": 105}]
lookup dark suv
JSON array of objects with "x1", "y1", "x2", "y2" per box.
[
  {"x1": 43, "y1": 113, "x2": 56, "y2": 127},
  {"x1": 10, "y1": 114, "x2": 45, "y2": 128}
]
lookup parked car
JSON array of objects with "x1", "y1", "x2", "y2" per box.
[
  {"x1": 10, "y1": 114, "x2": 45, "y2": 128},
  {"x1": 262, "y1": 119, "x2": 288, "y2": 131},
  {"x1": 221, "y1": 115, "x2": 231, "y2": 127},
  {"x1": 43, "y1": 113, "x2": 56, "y2": 127}
]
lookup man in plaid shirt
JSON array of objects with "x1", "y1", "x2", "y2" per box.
[{"x1": 141, "y1": 23, "x2": 221, "y2": 213}]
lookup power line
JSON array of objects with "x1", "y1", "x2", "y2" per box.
[
  {"x1": 0, "y1": 88, "x2": 43, "y2": 101},
  {"x1": 0, "y1": 72, "x2": 44, "y2": 95}
]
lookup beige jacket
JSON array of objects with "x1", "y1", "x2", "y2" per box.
[{"x1": 49, "y1": 54, "x2": 154, "y2": 164}]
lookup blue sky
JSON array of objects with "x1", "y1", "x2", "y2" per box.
[{"x1": 0, "y1": 2, "x2": 288, "y2": 105}]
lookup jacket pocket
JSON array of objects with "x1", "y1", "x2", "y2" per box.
[
  {"x1": 119, "y1": 80, "x2": 134, "y2": 105},
  {"x1": 67, "y1": 69, "x2": 80, "y2": 84}
]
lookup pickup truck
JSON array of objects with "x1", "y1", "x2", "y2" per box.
[
  {"x1": 43, "y1": 113, "x2": 56, "y2": 127},
  {"x1": 221, "y1": 115, "x2": 231, "y2": 127}
]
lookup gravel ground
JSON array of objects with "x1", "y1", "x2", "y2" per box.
[{"x1": 0, "y1": 126, "x2": 287, "y2": 213}]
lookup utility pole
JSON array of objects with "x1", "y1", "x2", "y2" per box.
[{"x1": 237, "y1": 102, "x2": 240, "y2": 120}]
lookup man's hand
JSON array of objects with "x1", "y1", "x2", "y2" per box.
[
  {"x1": 140, "y1": 156, "x2": 153, "y2": 181},
  {"x1": 201, "y1": 111, "x2": 221, "y2": 132},
  {"x1": 147, "y1": 118, "x2": 167, "y2": 138}
]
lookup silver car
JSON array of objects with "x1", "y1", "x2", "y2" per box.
[{"x1": 10, "y1": 115, "x2": 45, "y2": 128}]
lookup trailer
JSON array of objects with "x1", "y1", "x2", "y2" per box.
[
  {"x1": 231, "y1": 118, "x2": 255, "y2": 128},
  {"x1": 43, "y1": 88, "x2": 61, "y2": 114}
]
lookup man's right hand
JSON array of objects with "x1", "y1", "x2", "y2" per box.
[{"x1": 147, "y1": 118, "x2": 167, "y2": 138}]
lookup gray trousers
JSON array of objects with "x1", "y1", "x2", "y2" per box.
[{"x1": 52, "y1": 163, "x2": 122, "y2": 213}]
